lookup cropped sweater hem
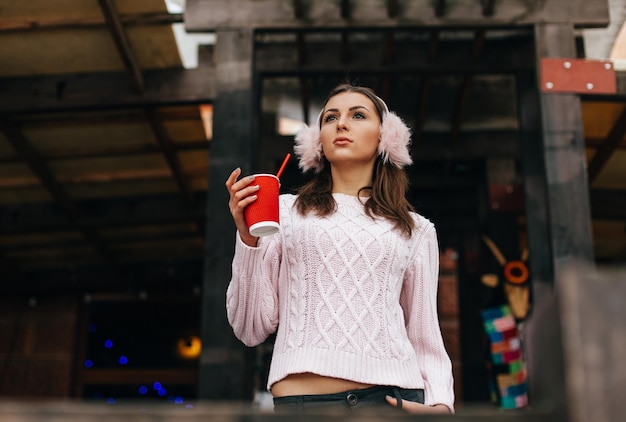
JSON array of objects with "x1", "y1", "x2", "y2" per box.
[{"x1": 268, "y1": 348, "x2": 424, "y2": 391}]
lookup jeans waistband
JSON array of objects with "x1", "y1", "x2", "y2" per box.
[{"x1": 273, "y1": 385, "x2": 424, "y2": 411}]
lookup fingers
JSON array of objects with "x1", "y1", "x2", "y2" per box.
[
  {"x1": 385, "y1": 397, "x2": 448, "y2": 415},
  {"x1": 225, "y1": 167, "x2": 259, "y2": 239},
  {"x1": 227, "y1": 172, "x2": 259, "y2": 213},
  {"x1": 226, "y1": 168, "x2": 256, "y2": 197},
  {"x1": 385, "y1": 395, "x2": 399, "y2": 407},
  {"x1": 225, "y1": 167, "x2": 241, "y2": 190}
]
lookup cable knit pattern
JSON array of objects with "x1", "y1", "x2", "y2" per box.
[{"x1": 226, "y1": 193, "x2": 454, "y2": 412}]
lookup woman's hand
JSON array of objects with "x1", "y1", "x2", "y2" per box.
[
  {"x1": 385, "y1": 396, "x2": 452, "y2": 414},
  {"x1": 225, "y1": 167, "x2": 260, "y2": 247}
]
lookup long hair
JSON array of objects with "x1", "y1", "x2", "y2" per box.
[{"x1": 294, "y1": 84, "x2": 416, "y2": 237}]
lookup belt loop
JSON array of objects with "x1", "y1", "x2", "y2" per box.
[{"x1": 392, "y1": 387, "x2": 403, "y2": 410}]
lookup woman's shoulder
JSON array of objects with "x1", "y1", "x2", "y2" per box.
[
  {"x1": 409, "y1": 210, "x2": 436, "y2": 234},
  {"x1": 279, "y1": 193, "x2": 297, "y2": 205},
  {"x1": 279, "y1": 193, "x2": 299, "y2": 212}
]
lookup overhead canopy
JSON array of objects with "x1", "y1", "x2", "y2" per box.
[{"x1": 0, "y1": 0, "x2": 624, "y2": 296}]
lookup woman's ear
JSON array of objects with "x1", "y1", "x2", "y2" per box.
[
  {"x1": 294, "y1": 124, "x2": 324, "y2": 173},
  {"x1": 378, "y1": 112, "x2": 412, "y2": 168}
]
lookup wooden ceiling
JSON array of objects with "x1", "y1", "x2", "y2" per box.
[
  {"x1": 0, "y1": 0, "x2": 211, "y2": 294},
  {"x1": 0, "y1": 0, "x2": 625, "y2": 296}
]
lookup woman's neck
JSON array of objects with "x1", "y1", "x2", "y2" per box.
[{"x1": 330, "y1": 165, "x2": 374, "y2": 196}]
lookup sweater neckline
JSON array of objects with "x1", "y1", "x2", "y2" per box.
[{"x1": 332, "y1": 192, "x2": 370, "y2": 204}]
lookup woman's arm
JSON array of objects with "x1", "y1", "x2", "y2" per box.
[
  {"x1": 399, "y1": 220, "x2": 455, "y2": 412},
  {"x1": 226, "y1": 233, "x2": 281, "y2": 346},
  {"x1": 224, "y1": 168, "x2": 281, "y2": 346}
]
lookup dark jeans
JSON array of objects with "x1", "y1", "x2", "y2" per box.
[{"x1": 273, "y1": 385, "x2": 425, "y2": 414}]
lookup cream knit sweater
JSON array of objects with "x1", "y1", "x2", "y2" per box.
[{"x1": 226, "y1": 193, "x2": 454, "y2": 411}]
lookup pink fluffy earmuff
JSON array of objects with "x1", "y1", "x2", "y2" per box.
[{"x1": 293, "y1": 97, "x2": 413, "y2": 173}]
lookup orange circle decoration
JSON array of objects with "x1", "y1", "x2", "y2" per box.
[
  {"x1": 503, "y1": 260, "x2": 529, "y2": 285},
  {"x1": 177, "y1": 336, "x2": 202, "y2": 359}
]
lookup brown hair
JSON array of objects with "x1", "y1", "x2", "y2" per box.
[{"x1": 294, "y1": 84, "x2": 416, "y2": 237}]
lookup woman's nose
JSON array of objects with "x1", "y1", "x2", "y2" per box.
[{"x1": 336, "y1": 116, "x2": 348, "y2": 131}]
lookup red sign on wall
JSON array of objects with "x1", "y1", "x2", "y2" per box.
[{"x1": 540, "y1": 58, "x2": 616, "y2": 95}]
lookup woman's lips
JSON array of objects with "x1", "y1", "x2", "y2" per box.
[{"x1": 333, "y1": 137, "x2": 352, "y2": 145}]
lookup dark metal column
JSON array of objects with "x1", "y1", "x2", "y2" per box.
[{"x1": 199, "y1": 28, "x2": 257, "y2": 400}]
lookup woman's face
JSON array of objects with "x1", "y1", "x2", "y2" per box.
[{"x1": 319, "y1": 92, "x2": 381, "y2": 170}]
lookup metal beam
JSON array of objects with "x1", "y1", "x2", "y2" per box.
[{"x1": 200, "y1": 28, "x2": 256, "y2": 400}]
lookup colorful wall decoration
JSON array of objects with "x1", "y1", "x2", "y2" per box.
[{"x1": 481, "y1": 305, "x2": 528, "y2": 409}]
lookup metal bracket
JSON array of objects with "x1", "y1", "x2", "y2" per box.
[{"x1": 540, "y1": 58, "x2": 616, "y2": 94}]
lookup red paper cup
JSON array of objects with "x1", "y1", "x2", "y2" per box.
[{"x1": 244, "y1": 174, "x2": 280, "y2": 237}]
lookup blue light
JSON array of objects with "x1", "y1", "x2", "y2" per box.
[
  {"x1": 88, "y1": 324, "x2": 97, "y2": 332},
  {"x1": 104, "y1": 339, "x2": 113, "y2": 349},
  {"x1": 118, "y1": 356, "x2": 128, "y2": 365},
  {"x1": 138, "y1": 386, "x2": 148, "y2": 395},
  {"x1": 84, "y1": 359, "x2": 94, "y2": 368},
  {"x1": 158, "y1": 388, "x2": 167, "y2": 397},
  {"x1": 106, "y1": 398, "x2": 116, "y2": 404},
  {"x1": 174, "y1": 396, "x2": 184, "y2": 404},
  {"x1": 185, "y1": 404, "x2": 193, "y2": 409},
  {"x1": 153, "y1": 382, "x2": 162, "y2": 391}
]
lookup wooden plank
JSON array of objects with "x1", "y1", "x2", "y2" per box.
[
  {"x1": 0, "y1": 32, "x2": 536, "y2": 114},
  {"x1": 589, "y1": 188, "x2": 626, "y2": 220},
  {"x1": 0, "y1": 12, "x2": 183, "y2": 32},
  {"x1": 0, "y1": 258, "x2": 204, "y2": 294},
  {"x1": 255, "y1": 34, "x2": 536, "y2": 76},
  {"x1": 185, "y1": 0, "x2": 609, "y2": 31},
  {"x1": 587, "y1": 105, "x2": 626, "y2": 183},
  {"x1": 0, "y1": 67, "x2": 216, "y2": 113},
  {"x1": 590, "y1": 149, "x2": 626, "y2": 189},
  {"x1": 558, "y1": 265, "x2": 626, "y2": 422},
  {"x1": 99, "y1": 0, "x2": 144, "y2": 92},
  {"x1": 0, "y1": 400, "x2": 558, "y2": 421},
  {"x1": 534, "y1": 23, "x2": 594, "y2": 261},
  {"x1": 516, "y1": 65, "x2": 564, "y2": 421},
  {"x1": 0, "y1": 194, "x2": 206, "y2": 235},
  {"x1": 82, "y1": 368, "x2": 198, "y2": 385},
  {"x1": 145, "y1": 109, "x2": 195, "y2": 205},
  {"x1": 519, "y1": 22, "x2": 595, "y2": 416}
]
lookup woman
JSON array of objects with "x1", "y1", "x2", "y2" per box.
[{"x1": 225, "y1": 83, "x2": 454, "y2": 414}]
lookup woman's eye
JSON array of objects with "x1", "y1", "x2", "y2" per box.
[
  {"x1": 323, "y1": 114, "x2": 337, "y2": 123},
  {"x1": 353, "y1": 112, "x2": 365, "y2": 119}
]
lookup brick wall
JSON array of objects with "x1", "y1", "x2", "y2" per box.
[
  {"x1": 0, "y1": 295, "x2": 79, "y2": 398},
  {"x1": 438, "y1": 247, "x2": 462, "y2": 405}
]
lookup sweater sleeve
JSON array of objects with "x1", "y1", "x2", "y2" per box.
[
  {"x1": 401, "y1": 221, "x2": 455, "y2": 412},
  {"x1": 226, "y1": 230, "x2": 281, "y2": 347}
]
